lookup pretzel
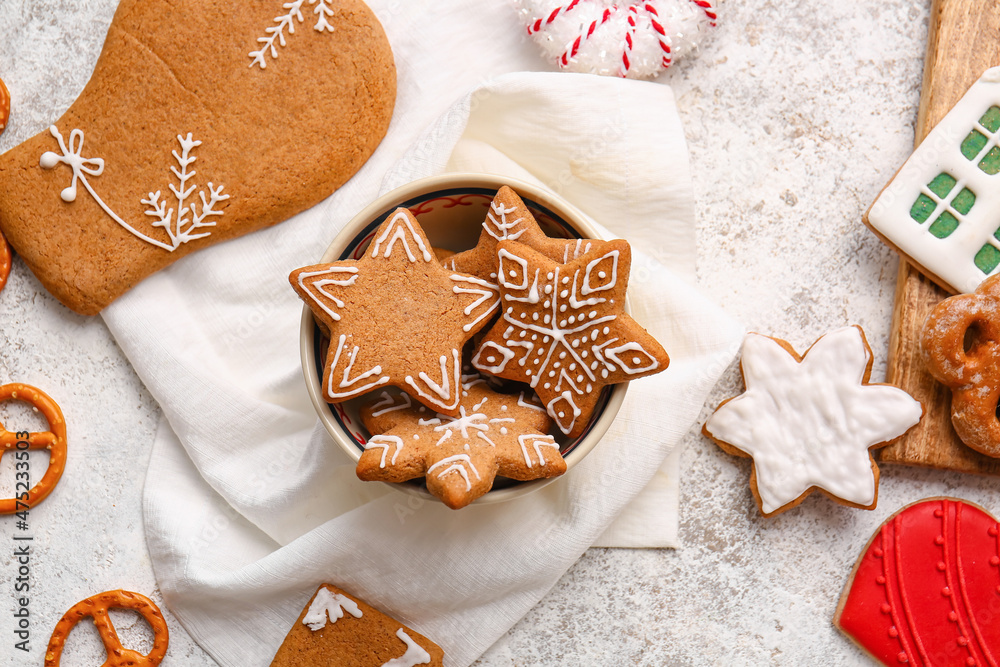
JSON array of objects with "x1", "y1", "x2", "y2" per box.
[
  {"x1": 922, "y1": 274, "x2": 1000, "y2": 456},
  {"x1": 0, "y1": 228, "x2": 10, "y2": 294},
  {"x1": 0, "y1": 383, "x2": 67, "y2": 514},
  {"x1": 45, "y1": 590, "x2": 169, "y2": 667},
  {"x1": 0, "y1": 76, "x2": 9, "y2": 138}
]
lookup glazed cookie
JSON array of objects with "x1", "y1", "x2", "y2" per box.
[
  {"x1": 471, "y1": 238, "x2": 668, "y2": 436},
  {"x1": 865, "y1": 66, "x2": 1000, "y2": 294},
  {"x1": 270, "y1": 584, "x2": 444, "y2": 666},
  {"x1": 290, "y1": 209, "x2": 499, "y2": 417},
  {"x1": 703, "y1": 327, "x2": 923, "y2": 516},
  {"x1": 0, "y1": 0, "x2": 395, "y2": 314},
  {"x1": 444, "y1": 186, "x2": 606, "y2": 283},
  {"x1": 835, "y1": 498, "x2": 1000, "y2": 666},
  {"x1": 357, "y1": 377, "x2": 561, "y2": 509},
  {"x1": 922, "y1": 273, "x2": 1000, "y2": 457}
]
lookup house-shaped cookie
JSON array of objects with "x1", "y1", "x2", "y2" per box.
[
  {"x1": 866, "y1": 67, "x2": 1000, "y2": 294},
  {"x1": 270, "y1": 584, "x2": 444, "y2": 667}
]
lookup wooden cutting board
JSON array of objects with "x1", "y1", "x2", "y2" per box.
[{"x1": 878, "y1": 0, "x2": 1000, "y2": 474}]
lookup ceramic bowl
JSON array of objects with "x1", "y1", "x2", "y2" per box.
[{"x1": 299, "y1": 173, "x2": 628, "y2": 505}]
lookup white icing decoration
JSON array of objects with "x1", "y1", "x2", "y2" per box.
[
  {"x1": 497, "y1": 249, "x2": 530, "y2": 290},
  {"x1": 451, "y1": 274, "x2": 500, "y2": 332},
  {"x1": 518, "y1": 434, "x2": 559, "y2": 467},
  {"x1": 249, "y1": 0, "x2": 337, "y2": 69},
  {"x1": 475, "y1": 248, "x2": 627, "y2": 433},
  {"x1": 369, "y1": 391, "x2": 412, "y2": 417},
  {"x1": 563, "y1": 239, "x2": 593, "y2": 263},
  {"x1": 704, "y1": 327, "x2": 923, "y2": 514},
  {"x1": 483, "y1": 200, "x2": 526, "y2": 241},
  {"x1": 506, "y1": 269, "x2": 542, "y2": 304},
  {"x1": 604, "y1": 341, "x2": 659, "y2": 375},
  {"x1": 517, "y1": 392, "x2": 546, "y2": 413},
  {"x1": 473, "y1": 342, "x2": 516, "y2": 374},
  {"x1": 327, "y1": 334, "x2": 390, "y2": 398},
  {"x1": 40, "y1": 126, "x2": 229, "y2": 252},
  {"x1": 427, "y1": 454, "x2": 481, "y2": 492},
  {"x1": 382, "y1": 628, "x2": 431, "y2": 667},
  {"x1": 432, "y1": 405, "x2": 489, "y2": 439},
  {"x1": 302, "y1": 588, "x2": 362, "y2": 631},
  {"x1": 581, "y1": 250, "x2": 619, "y2": 295},
  {"x1": 371, "y1": 210, "x2": 433, "y2": 263},
  {"x1": 365, "y1": 435, "x2": 404, "y2": 468},
  {"x1": 547, "y1": 391, "x2": 582, "y2": 434},
  {"x1": 868, "y1": 66, "x2": 1000, "y2": 294},
  {"x1": 297, "y1": 266, "x2": 359, "y2": 322},
  {"x1": 404, "y1": 349, "x2": 461, "y2": 412}
]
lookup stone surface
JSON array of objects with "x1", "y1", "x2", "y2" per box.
[{"x1": 2, "y1": 0, "x2": 986, "y2": 666}]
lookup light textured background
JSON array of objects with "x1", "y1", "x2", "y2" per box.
[{"x1": 3, "y1": 0, "x2": 992, "y2": 665}]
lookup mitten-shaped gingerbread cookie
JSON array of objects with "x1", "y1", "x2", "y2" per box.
[{"x1": 0, "y1": 0, "x2": 395, "y2": 314}]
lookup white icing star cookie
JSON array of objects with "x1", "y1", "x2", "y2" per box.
[{"x1": 703, "y1": 326, "x2": 923, "y2": 517}]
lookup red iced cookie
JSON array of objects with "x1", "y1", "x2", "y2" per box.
[{"x1": 835, "y1": 498, "x2": 1000, "y2": 666}]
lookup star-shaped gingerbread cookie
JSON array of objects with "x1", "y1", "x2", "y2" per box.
[
  {"x1": 357, "y1": 377, "x2": 563, "y2": 509},
  {"x1": 703, "y1": 326, "x2": 923, "y2": 517},
  {"x1": 471, "y1": 239, "x2": 669, "y2": 437},
  {"x1": 290, "y1": 209, "x2": 499, "y2": 416},
  {"x1": 445, "y1": 186, "x2": 606, "y2": 282}
]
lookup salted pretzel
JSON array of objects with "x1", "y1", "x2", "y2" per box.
[
  {"x1": 0, "y1": 228, "x2": 10, "y2": 294},
  {"x1": 923, "y1": 274, "x2": 1000, "y2": 457},
  {"x1": 0, "y1": 383, "x2": 67, "y2": 513},
  {"x1": 45, "y1": 590, "x2": 169, "y2": 667}
]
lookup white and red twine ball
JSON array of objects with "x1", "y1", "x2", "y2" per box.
[{"x1": 515, "y1": 0, "x2": 718, "y2": 79}]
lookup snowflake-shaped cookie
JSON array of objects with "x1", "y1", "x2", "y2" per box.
[
  {"x1": 471, "y1": 239, "x2": 669, "y2": 436},
  {"x1": 290, "y1": 209, "x2": 499, "y2": 416},
  {"x1": 445, "y1": 186, "x2": 605, "y2": 285},
  {"x1": 357, "y1": 377, "x2": 562, "y2": 509},
  {"x1": 703, "y1": 326, "x2": 923, "y2": 517}
]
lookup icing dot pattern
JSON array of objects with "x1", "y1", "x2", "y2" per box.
[
  {"x1": 472, "y1": 239, "x2": 668, "y2": 437},
  {"x1": 836, "y1": 499, "x2": 1000, "y2": 667}
]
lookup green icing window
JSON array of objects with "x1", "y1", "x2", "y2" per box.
[
  {"x1": 961, "y1": 106, "x2": 1000, "y2": 175},
  {"x1": 976, "y1": 244, "x2": 1000, "y2": 274},
  {"x1": 908, "y1": 172, "x2": 976, "y2": 238}
]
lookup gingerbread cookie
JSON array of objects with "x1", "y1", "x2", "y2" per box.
[
  {"x1": 922, "y1": 273, "x2": 1000, "y2": 457},
  {"x1": 703, "y1": 327, "x2": 923, "y2": 517},
  {"x1": 358, "y1": 378, "x2": 561, "y2": 509},
  {"x1": 0, "y1": 0, "x2": 395, "y2": 314},
  {"x1": 290, "y1": 209, "x2": 499, "y2": 417},
  {"x1": 270, "y1": 584, "x2": 444, "y2": 666},
  {"x1": 865, "y1": 66, "x2": 1000, "y2": 295},
  {"x1": 835, "y1": 498, "x2": 1000, "y2": 666},
  {"x1": 471, "y1": 238, "x2": 668, "y2": 436},
  {"x1": 45, "y1": 590, "x2": 169, "y2": 667},
  {"x1": 445, "y1": 186, "x2": 604, "y2": 283}
]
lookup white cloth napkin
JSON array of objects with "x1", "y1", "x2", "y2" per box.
[{"x1": 100, "y1": 4, "x2": 742, "y2": 666}]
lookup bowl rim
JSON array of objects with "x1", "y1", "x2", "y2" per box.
[{"x1": 298, "y1": 172, "x2": 629, "y2": 505}]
